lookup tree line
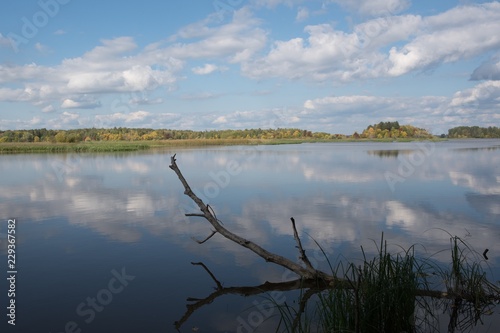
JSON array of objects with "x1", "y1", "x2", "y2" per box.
[
  {"x1": 0, "y1": 128, "x2": 339, "y2": 143},
  {"x1": 2, "y1": 123, "x2": 497, "y2": 143},
  {"x1": 355, "y1": 121, "x2": 434, "y2": 139},
  {"x1": 447, "y1": 126, "x2": 500, "y2": 138}
]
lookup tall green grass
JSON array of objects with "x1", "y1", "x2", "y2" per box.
[
  {"x1": 315, "y1": 234, "x2": 423, "y2": 333},
  {"x1": 0, "y1": 141, "x2": 152, "y2": 153},
  {"x1": 272, "y1": 233, "x2": 499, "y2": 333},
  {"x1": 0, "y1": 138, "x2": 312, "y2": 154}
]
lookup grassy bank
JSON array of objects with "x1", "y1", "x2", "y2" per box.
[
  {"x1": 0, "y1": 137, "x2": 447, "y2": 154},
  {"x1": 0, "y1": 138, "x2": 315, "y2": 153},
  {"x1": 0, "y1": 141, "x2": 153, "y2": 153}
]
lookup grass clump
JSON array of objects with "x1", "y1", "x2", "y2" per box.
[
  {"x1": 273, "y1": 233, "x2": 499, "y2": 333},
  {"x1": 316, "y1": 234, "x2": 425, "y2": 333}
]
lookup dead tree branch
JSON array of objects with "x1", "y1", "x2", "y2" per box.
[
  {"x1": 291, "y1": 217, "x2": 315, "y2": 272},
  {"x1": 170, "y1": 154, "x2": 500, "y2": 332},
  {"x1": 169, "y1": 154, "x2": 330, "y2": 281},
  {"x1": 174, "y1": 275, "x2": 328, "y2": 330},
  {"x1": 191, "y1": 262, "x2": 223, "y2": 290},
  {"x1": 191, "y1": 230, "x2": 217, "y2": 244}
]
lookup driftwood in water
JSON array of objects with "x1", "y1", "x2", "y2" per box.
[
  {"x1": 169, "y1": 154, "x2": 333, "y2": 282},
  {"x1": 169, "y1": 154, "x2": 500, "y2": 332}
]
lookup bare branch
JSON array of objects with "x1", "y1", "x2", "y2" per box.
[
  {"x1": 169, "y1": 155, "x2": 327, "y2": 280},
  {"x1": 191, "y1": 262, "x2": 223, "y2": 290},
  {"x1": 191, "y1": 230, "x2": 217, "y2": 244},
  {"x1": 291, "y1": 217, "x2": 315, "y2": 272},
  {"x1": 174, "y1": 278, "x2": 326, "y2": 330},
  {"x1": 170, "y1": 154, "x2": 500, "y2": 332}
]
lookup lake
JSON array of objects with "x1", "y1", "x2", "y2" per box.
[{"x1": 1, "y1": 140, "x2": 499, "y2": 332}]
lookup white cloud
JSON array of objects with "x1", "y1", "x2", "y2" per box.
[
  {"x1": 243, "y1": 3, "x2": 500, "y2": 81},
  {"x1": 304, "y1": 95, "x2": 385, "y2": 110},
  {"x1": 301, "y1": 94, "x2": 480, "y2": 134},
  {"x1": 470, "y1": 54, "x2": 500, "y2": 81},
  {"x1": 0, "y1": 88, "x2": 32, "y2": 102},
  {"x1": 92, "y1": 111, "x2": 181, "y2": 128},
  {"x1": 295, "y1": 7, "x2": 309, "y2": 21},
  {"x1": 450, "y1": 80, "x2": 500, "y2": 109},
  {"x1": 42, "y1": 105, "x2": 55, "y2": 113},
  {"x1": 213, "y1": 116, "x2": 228, "y2": 124},
  {"x1": 0, "y1": 9, "x2": 265, "y2": 113},
  {"x1": 101, "y1": 110, "x2": 150, "y2": 123},
  {"x1": 0, "y1": 39, "x2": 181, "y2": 110},
  {"x1": 61, "y1": 96, "x2": 101, "y2": 109},
  {"x1": 167, "y1": 8, "x2": 267, "y2": 63},
  {"x1": 388, "y1": 3, "x2": 500, "y2": 76},
  {"x1": 53, "y1": 29, "x2": 66, "y2": 35},
  {"x1": 191, "y1": 63, "x2": 227, "y2": 75},
  {"x1": 35, "y1": 42, "x2": 50, "y2": 53}
]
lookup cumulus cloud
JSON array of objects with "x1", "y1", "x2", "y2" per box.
[
  {"x1": 167, "y1": 8, "x2": 266, "y2": 63},
  {"x1": 470, "y1": 54, "x2": 500, "y2": 81},
  {"x1": 450, "y1": 80, "x2": 500, "y2": 110},
  {"x1": 42, "y1": 105, "x2": 55, "y2": 113},
  {"x1": 243, "y1": 3, "x2": 500, "y2": 81},
  {"x1": 61, "y1": 98, "x2": 101, "y2": 109},
  {"x1": 304, "y1": 95, "x2": 387, "y2": 110},
  {"x1": 2, "y1": 2, "x2": 499, "y2": 133},
  {"x1": 388, "y1": 3, "x2": 500, "y2": 76},
  {"x1": 0, "y1": 8, "x2": 266, "y2": 114},
  {"x1": 96, "y1": 111, "x2": 151, "y2": 124},
  {"x1": 213, "y1": 116, "x2": 228, "y2": 124},
  {"x1": 191, "y1": 63, "x2": 227, "y2": 75},
  {"x1": 0, "y1": 37, "x2": 181, "y2": 111},
  {"x1": 93, "y1": 111, "x2": 181, "y2": 128},
  {"x1": 301, "y1": 94, "x2": 487, "y2": 134}
]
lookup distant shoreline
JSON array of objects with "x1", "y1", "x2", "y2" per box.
[{"x1": 0, "y1": 137, "x2": 451, "y2": 154}]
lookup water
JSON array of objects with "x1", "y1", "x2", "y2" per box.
[{"x1": 0, "y1": 140, "x2": 499, "y2": 332}]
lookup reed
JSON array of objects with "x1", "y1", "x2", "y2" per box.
[
  {"x1": 0, "y1": 138, "x2": 314, "y2": 153},
  {"x1": 272, "y1": 233, "x2": 498, "y2": 333}
]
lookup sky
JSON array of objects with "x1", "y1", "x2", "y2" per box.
[{"x1": 0, "y1": 0, "x2": 499, "y2": 135}]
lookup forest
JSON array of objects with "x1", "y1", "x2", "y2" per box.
[
  {"x1": 447, "y1": 126, "x2": 500, "y2": 138},
  {"x1": 0, "y1": 127, "x2": 338, "y2": 143},
  {"x1": 1, "y1": 123, "x2": 498, "y2": 143},
  {"x1": 356, "y1": 121, "x2": 434, "y2": 139}
]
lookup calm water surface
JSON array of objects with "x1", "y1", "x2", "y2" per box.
[{"x1": 0, "y1": 140, "x2": 499, "y2": 332}]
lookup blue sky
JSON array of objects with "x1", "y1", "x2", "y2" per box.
[{"x1": 1, "y1": 0, "x2": 499, "y2": 134}]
